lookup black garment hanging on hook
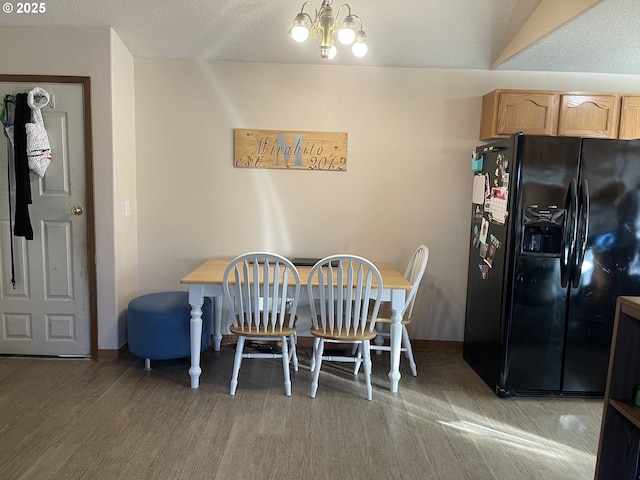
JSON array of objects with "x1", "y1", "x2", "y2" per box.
[
  {"x1": 2, "y1": 94, "x2": 17, "y2": 287},
  {"x1": 13, "y1": 93, "x2": 33, "y2": 240}
]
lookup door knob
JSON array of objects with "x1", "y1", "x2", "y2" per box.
[{"x1": 71, "y1": 205, "x2": 84, "y2": 216}]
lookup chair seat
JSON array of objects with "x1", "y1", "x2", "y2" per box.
[
  {"x1": 230, "y1": 324, "x2": 296, "y2": 337},
  {"x1": 310, "y1": 327, "x2": 377, "y2": 342}
]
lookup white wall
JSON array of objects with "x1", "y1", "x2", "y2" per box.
[
  {"x1": 134, "y1": 59, "x2": 640, "y2": 341},
  {"x1": 4, "y1": 24, "x2": 640, "y2": 349},
  {"x1": 111, "y1": 32, "x2": 138, "y2": 350}
]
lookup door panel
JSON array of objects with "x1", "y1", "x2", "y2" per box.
[
  {"x1": 0, "y1": 82, "x2": 89, "y2": 356},
  {"x1": 43, "y1": 221, "x2": 74, "y2": 299},
  {"x1": 564, "y1": 138, "x2": 640, "y2": 393},
  {"x1": 463, "y1": 137, "x2": 515, "y2": 394},
  {"x1": 506, "y1": 136, "x2": 581, "y2": 392}
]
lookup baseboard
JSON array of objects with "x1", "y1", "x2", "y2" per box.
[
  {"x1": 411, "y1": 339, "x2": 463, "y2": 352},
  {"x1": 225, "y1": 335, "x2": 462, "y2": 352},
  {"x1": 97, "y1": 344, "x2": 129, "y2": 361},
  {"x1": 107, "y1": 337, "x2": 462, "y2": 361}
]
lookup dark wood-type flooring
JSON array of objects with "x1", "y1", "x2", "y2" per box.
[{"x1": 0, "y1": 343, "x2": 602, "y2": 479}]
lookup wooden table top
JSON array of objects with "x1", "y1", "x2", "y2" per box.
[{"x1": 180, "y1": 258, "x2": 412, "y2": 291}]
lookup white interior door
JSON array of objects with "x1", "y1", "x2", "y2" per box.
[{"x1": 0, "y1": 82, "x2": 90, "y2": 356}]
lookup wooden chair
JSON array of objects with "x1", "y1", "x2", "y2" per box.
[
  {"x1": 307, "y1": 255, "x2": 383, "y2": 400},
  {"x1": 359, "y1": 245, "x2": 429, "y2": 376},
  {"x1": 223, "y1": 252, "x2": 300, "y2": 396}
]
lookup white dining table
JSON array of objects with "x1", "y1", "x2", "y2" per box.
[{"x1": 180, "y1": 258, "x2": 413, "y2": 392}]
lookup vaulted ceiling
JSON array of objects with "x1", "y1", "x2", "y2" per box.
[{"x1": 1, "y1": 0, "x2": 638, "y2": 74}]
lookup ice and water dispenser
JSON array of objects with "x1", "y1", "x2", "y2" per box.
[{"x1": 521, "y1": 205, "x2": 565, "y2": 256}]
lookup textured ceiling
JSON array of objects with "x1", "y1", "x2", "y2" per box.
[{"x1": 0, "y1": 0, "x2": 639, "y2": 74}]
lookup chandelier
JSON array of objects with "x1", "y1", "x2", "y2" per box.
[{"x1": 288, "y1": 1, "x2": 368, "y2": 60}]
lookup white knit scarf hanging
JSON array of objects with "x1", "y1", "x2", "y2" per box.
[{"x1": 25, "y1": 87, "x2": 52, "y2": 177}]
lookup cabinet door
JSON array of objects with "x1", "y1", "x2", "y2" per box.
[
  {"x1": 497, "y1": 91, "x2": 559, "y2": 136},
  {"x1": 619, "y1": 95, "x2": 640, "y2": 140},
  {"x1": 479, "y1": 90, "x2": 559, "y2": 140},
  {"x1": 558, "y1": 93, "x2": 621, "y2": 138}
]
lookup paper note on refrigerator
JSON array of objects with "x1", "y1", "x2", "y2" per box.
[
  {"x1": 488, "y1": 187, "x2": 508, "y2": 224},
  {"x1": 472, "y1": 174, "x2": 486, "y2": 204},
  {"x1": 479, "y1": 218, "x2": 489, "y2": 245}
]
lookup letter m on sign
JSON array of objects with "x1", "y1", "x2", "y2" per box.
[{"x1": 275, "y1": 133, "x2": 303, "y2": 167}]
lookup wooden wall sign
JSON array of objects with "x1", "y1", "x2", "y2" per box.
[{"x1": 234, "y1": 129, "x2": 347, "y2": 171}]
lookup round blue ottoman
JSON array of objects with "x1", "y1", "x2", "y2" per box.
[{"x1": 128, "y1": 291, "x2": 212, "y2": 370}]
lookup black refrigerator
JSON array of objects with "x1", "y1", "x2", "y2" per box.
[{"x1": 463, "y1": 133, "x2": 640, "y2": 397}]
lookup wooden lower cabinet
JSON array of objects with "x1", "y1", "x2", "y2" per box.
[
  {"x1": 595, "y1": 297, "x2": 640, "y2": 479},
  {"x1": 558, "y1": 93, "x2": 620, "y2": 138}
]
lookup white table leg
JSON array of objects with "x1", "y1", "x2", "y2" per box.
[
  {"x1": 188, "y1": 285, "x2": 204, "y2": 389},
  {"x1": 388, "y1": 289, "x2": 404, "y2": 393}
]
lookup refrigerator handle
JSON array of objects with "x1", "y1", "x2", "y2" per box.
[
  {"x1": 561, "y1": 178, "x2": 578, "y2": 288},
  {"x1": 571, "y1": 179, "x2": 590, "y2": 288}
]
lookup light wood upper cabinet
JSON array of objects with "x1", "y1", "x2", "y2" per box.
[
  {"x1": 479, "y1": 89, "x2": 636, "y2": 141},
  {"x1": 479, "y1": 90, "x2": 559, "y2": 140},
  {"x1": 619, "y1": 95, "x2": 640, "y2": 140},
  {"x1": 558, "y1": 93, "x2": 620, "y2": 138}
]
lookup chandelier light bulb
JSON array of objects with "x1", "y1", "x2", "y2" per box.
[
  {"x1": 320, "y1": 44, "x2": 337, "y2": 60},
  {"x1": 338, "y1": 16, "x2": 356, "y2": 45},
  {"x1": 290, "y1": 13, "x2": 310, "y2": 42},
  {"x1": 290, "y1": 25, "x2": 310, "y2": 42},
  {"x1": 352, "y1": 30, "x2": 368, "y2": 57}
]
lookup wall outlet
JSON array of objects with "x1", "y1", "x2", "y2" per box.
[{"x1": 124, "y1": 200, "x2": 131, "y2": 216}]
